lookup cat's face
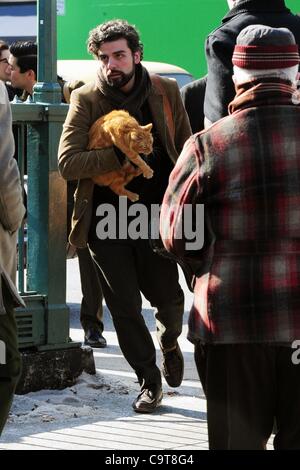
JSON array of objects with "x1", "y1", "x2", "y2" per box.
[{"x1": 130, "y1": 123, "x2": 153, "y2": 155}]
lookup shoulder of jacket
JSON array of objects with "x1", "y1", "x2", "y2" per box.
[
  {"x1": 72, "y1": 80, "x2": 99, "y2": 98},
  {"x1": 70, "y1": 80, "x2": 103, "y2": 107},
  {"x1": 158, "y1": 75, "x2": 177, "y2": 87},
  {"x1": 207, "y1": 19, "x2": 239, "y2": 43},
  {"x1": 151, "y1": 74, "x2": 177, "y2": 87},
  {"x1": 206, "y1": 8, "x2": 256, "y2": 42}
]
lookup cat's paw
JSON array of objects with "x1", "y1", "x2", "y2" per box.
[
  {"x1": 143, "y1": 168, "x2": 154, "y2": 179},
  {"x1": 128, "y1": 193, "x2": 139, "y2": 202}
]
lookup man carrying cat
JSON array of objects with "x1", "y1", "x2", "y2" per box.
[{"x1": 58, "y1": 19, "x2": 192, "y2": 413}]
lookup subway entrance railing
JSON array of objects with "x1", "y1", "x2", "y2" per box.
[
  {"x1": 11, "y1": 98, "x2": 78, "y2": 351},
  {"x1": 11, "y1": 0, "x2": 79, "y2": 352}
]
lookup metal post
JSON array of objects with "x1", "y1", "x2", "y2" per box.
[
  {"x1": 16, "y1": 0, "x2": 75, "y2": 348},
  {"x1": 33, "y1": 0, "x2": 61, "y2": 104},
  {"x1": 10, "y1": 0, "x2": 93, "y2": 393}
]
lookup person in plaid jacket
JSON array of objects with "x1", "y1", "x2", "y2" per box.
[{"x1": 160, "y1": 25, "x2": 300, "y2": 449}]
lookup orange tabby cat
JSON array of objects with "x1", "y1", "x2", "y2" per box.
[{"x1": 88, "y1": 110, "x2": 153, "y2": 202}]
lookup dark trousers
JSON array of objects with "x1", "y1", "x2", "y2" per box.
[
  {"x1": 194, "y1": 343, "x2": 300, "y2": 450},
  {"x1": 0, "y1": 285, "x2": 21, "y2": 436},
  {"x1": 89, "y1": 238, "x2": 184, "y2": 388},
  {"x1": 67, "y1": 181, "x2": 103, "y2": 333},
  {"x1": 77, "y1": 247, "x2": 104, "y2": 333}
]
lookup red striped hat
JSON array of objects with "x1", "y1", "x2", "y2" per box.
[{"x1": 232, "y1": 25, "x2": 300, "y2": 69}]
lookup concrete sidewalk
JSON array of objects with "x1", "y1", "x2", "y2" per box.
[
  {"x1": 0, "y1": 259, "x2": 208, "y2": 450},
  {"x1": 0, "y1": 395, "x2": 208, "y2": 450}
]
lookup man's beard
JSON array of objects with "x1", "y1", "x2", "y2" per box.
[{"x1": 106, "y1": 67, "x2": 135, "y2": 89}]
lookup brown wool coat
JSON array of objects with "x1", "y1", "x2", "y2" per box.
[
  {"x1": 58, "y1": 76, "x2": 191, "y2": 248},
  {"x1": 0, "y1": 82, "x2": 26, "y2": 314}
]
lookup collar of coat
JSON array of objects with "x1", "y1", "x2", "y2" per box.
[
  {"x1": 228, "y1": 77, "x2": 300, "y2": 114},
  {"x1": 223, "y1": 0, "x2": 289, "y2": 23}
]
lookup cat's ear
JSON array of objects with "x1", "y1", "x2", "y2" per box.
[{"x1": 142, "y1": 123, "x2": 152, "y2": 132}]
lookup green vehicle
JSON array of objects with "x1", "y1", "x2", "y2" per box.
[
  {"x1": 1, "y1": 1, "x2": 299, "y2": 78},
  {"x1": 57, "y1": 0, "x2": 300, "y2": 79}
]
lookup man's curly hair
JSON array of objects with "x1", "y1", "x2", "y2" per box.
[{"x1": 87, "y1": 19, "x2": 144, "y2": 60}]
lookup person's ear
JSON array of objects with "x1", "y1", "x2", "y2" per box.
[
  {"x1": 27, "y1": 69, "x2": 36, "y2": 81},
  {"x1": 133, "y1": 51, "x2": 141, "y2": 64}
]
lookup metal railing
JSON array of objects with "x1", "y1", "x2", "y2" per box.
[{"x1": 11, "y1": 1, "x2": 79, "y2": 351}]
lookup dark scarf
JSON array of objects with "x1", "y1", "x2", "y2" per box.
[
  {"x1": 228, "y1": 77, "x2": 300, "y2": 114},
  {"x1": 96, "y1": 62, "x2": 152, "y2": 121}
]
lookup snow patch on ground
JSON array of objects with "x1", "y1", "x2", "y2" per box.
[{"x1": 7, "y1": 372, "x2": 133, "y2": 425}]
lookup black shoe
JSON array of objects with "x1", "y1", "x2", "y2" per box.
[
  {"x1": 162, "y1": 342, "x2": 184, "y2": 387},
  {"x1": 84, "y1": 329, "x2": 107, "y2": 348},
  {"x1": 132, "y1": 385, "x2": 163, "y2": 413}
]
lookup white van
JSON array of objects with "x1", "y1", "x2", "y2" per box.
[{"x1": 57, "y1": 60, "x2": 194, "y2": 89}]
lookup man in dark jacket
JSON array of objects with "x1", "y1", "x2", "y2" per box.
[
  {"x1": 204, "y1": 0, "x2": 300, "y2": 124},
  {"x1": 161, "y1": 25, "x2": 300, "y2": 449},
  {"x1": 180, "y1": 76, "x2": 207, "y2": 133}
]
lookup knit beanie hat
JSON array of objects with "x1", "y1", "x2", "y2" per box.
[{"x1": 232, "y1": 25, "x2": 300, "y2": 69}]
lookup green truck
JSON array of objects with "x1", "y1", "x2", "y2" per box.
[
  {"x1": 57, "y1": 0, "x2": 300, "y2": 79},
  {"x1": 1, "y1": 1, "x2": 299, "y2": 79}
]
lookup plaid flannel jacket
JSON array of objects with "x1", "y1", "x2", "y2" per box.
[{"x1": 161, "y1": 87, "x2": 300, "y2": 344}]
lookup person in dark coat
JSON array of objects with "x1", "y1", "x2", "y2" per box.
[
  {"x1": 180, "y1": 76, "x2": 207, "y2": 133},
  {"x1": 204, "y1": 0, "x2": 300, "y2": 124}
]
